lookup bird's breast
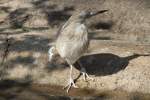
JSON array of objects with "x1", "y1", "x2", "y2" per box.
[
  {"x1": 56, "y1": 23, "x2": 88, "y2": 64},
  {"x1": 75, "y1": 24, "x2": 86, "y2": 34}
]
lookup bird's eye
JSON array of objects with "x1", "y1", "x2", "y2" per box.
[{"x1": 90, "y1": 12, "x2": 93, "y2": 15}]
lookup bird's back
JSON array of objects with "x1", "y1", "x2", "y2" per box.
[{"x1": 56, "y1": 21, "x2": 89, "y2": 64}]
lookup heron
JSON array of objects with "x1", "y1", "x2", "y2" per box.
[{"x1": 48, "y1": 10, "x2": 108, "y2": 92}]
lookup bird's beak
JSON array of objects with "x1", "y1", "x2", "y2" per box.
[{"x1": 89, "y1": 10, "x2": 108, "y2": 17}]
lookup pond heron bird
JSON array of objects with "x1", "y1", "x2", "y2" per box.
[{"x1": 48, "y1": 10, "x2": 108, "y2": 92}]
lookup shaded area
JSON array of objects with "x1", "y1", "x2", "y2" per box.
[
  {"x1": 31, "y1": 0, "x2": 57, "y2": 11},
  {"x1": 7, "y1": 56, "x2": 35, "y2": 67},
  {"x1": 46, "y1": 8, "x2": 72, "y2": 27},
  {"x1": 46, "y1": 53, "x2": 149, "y2": 77},
  {"x1": 0, "y1": 79, "x2": 150, "y2": 100},
  {"x1": 46, "y1": 61, "x2": 68, "y2": 73},
  {"x1": 90, "y1": 20, "x2": 114, "y2": 30},
  {"x1": 7, "y1": 8, "x2": 30, "y2": 29},
  {"x1": 0, "y1": 8, "x2": 31, "y2": 29},
  {"x1": 75, "y1": 53, "x2": 149, "y2": 76},
  {"x1": 0, "y1": 6, "x2": 11, "y2": 13},
  {"x1": 0, "y1": 27, "x2": 50, "y2": 35},
  {"x1": 88, "y1": 20, "x2": 114, "y2": 40},
  {"x1": 0, "y1": 8, "x2": 31, "y2": 36},
  {"x1": 0, "y1": 0, "x2": 74, "y2": 33},
  {"x1": 0, "y1": 34, "x2": 10, "y2": 66},
  {"x1": 0, "y1": 35, "x2": 51, "y2": 77},
  {"x1": 0, "y1": 79, "x2": 31, "y2": 100},
  {"x1": 0, "y1": 79, "x2": 31, "y2": 90},
  {"x1": 8, "y1": 35, "x2": 51, "y2": 52},
  {"x1": 31, "y1": 0, "x2": 74, "y2": 27},
  {"x1": 89, "y1": 31, "x2": 113, "y2": 40}
]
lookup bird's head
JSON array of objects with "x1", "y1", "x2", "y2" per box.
[{"x1": 78, "y1": 10, "x2": 108, "y2": 22}]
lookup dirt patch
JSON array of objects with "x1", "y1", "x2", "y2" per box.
[{"x1": 0, "y1": 79, "x2": 150, "y2": 100}]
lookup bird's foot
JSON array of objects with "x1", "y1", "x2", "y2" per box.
[
  {"x1": 48, "y1": 46, "x2": 55, "y2": 62},
  {"x1": 80, "y1": 67, "x2": 94, "y2": 81},
  {"x1": 81, "y1": 72, "x2": 94, "y2": 81},
  {"x1": 63, "y1": 78, "x2": 78, "y2": 93}
]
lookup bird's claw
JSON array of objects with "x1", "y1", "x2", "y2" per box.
[
  {"x1": 80, "y1": 67, "x2": 94, "y2": 81},
  {"x1": 82, "y1": 72, "x2": 94, "y2": 81},
  {"x1": 63, "y1": 78, "x2": 78, "y2": 93}
]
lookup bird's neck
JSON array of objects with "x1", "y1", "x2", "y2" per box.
[
  {"x1": 69, "y1": 16, "x2": 86, "y2": 24},
  {"x1": 76, "y1": 18, "x2": 85, "y2": 24}
]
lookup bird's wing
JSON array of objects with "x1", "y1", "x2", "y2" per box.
[
  {"x1": 55, "y1": 16, "x2": 72, "y2": 38},
  {"x1": 57, "y1": 23, "x2": 78, "y2": 42}
]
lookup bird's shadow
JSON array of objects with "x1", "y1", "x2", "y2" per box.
[
  {"x1": 74, "y1": 53, "x2": 148, "y2": 76},
  {"x1": 47, "y1": 53, "x2": 149, "y2": 76}
]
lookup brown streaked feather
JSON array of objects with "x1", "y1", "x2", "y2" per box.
[{"x1": 56, "y1": 21, "x2": 89, "y2": 64}]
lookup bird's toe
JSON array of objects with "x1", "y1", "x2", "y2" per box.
[
  {"x1": 63, "y1": 78, "x2": 78, "y2": 93},
  {"x1": 82, "y1": 72, "x2": 94, "y2": 81}
]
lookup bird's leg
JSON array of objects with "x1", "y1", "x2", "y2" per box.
[
  {"x1": 48, "y1": 46, "x2": 56, "y2": 62},
  {"x1": 80, "y1": 67, "x2": 94, "y2": 81},
  {"x1": 64, "y1": 64, "x2": 78, "y2": 93},
  {"x1": 78, "y1": 61, "x2": 93, "y2": 81}
]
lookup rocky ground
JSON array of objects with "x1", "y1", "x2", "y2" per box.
[{"x1": 0, "y1": 0, "x2": 150, "y2": 100}]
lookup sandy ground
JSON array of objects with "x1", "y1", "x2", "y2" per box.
[
  {"x1": 0, "y1": 80, "x2": 150, "y2": 100},
  {"x1": 0, "y1": 0, "x2": 150, "y2": 99}
]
